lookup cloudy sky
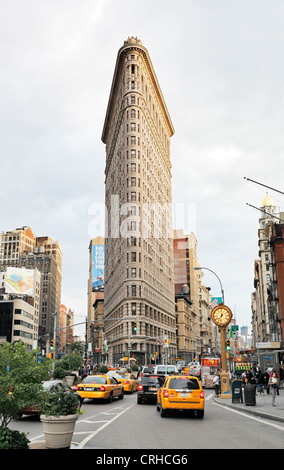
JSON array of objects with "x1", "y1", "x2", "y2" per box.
[{"x1": 1, "y1": 1, "x2": 283, "y2": 335}]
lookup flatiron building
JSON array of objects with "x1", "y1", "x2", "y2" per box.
[{"x1": 102, "y1": 37, "x2": 176, "y2": 364}]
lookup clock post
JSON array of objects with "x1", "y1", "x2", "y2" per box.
[{"x1": 211, "y1": 304, "x2": 232, "y2": 399}]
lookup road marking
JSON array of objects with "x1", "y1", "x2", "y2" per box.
[
  {"x1": 205, "y1": 393, "x2": 214, "y2": 400},
  {"x1": 77, "y1": 403, "x2": 136, "y2": 448},
  {"x1": 214, "y1": 402, "x2": 284, "y2": 431}
]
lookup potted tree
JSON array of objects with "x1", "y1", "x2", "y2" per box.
[
  {"x1": 0, "y1": 341, "x2": 50, "y2": 449},
  {"x1": 40, "y1": 388, "x2": 83, "y2": 449},
  {"x1": 53, "y1": 353, "x2": 82, "y2": 386}
]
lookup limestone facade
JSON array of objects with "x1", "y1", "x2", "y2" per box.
[{"x1": 102, "y1": 37, "x2": 176, "y2": 364}]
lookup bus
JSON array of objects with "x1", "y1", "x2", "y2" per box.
[{"x1": 201, "y1": 357, "x2": 220, "y2": 388}]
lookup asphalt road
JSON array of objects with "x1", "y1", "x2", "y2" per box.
[{"x1": 10, "y1": 389, "x2": 284, "y2": 450}]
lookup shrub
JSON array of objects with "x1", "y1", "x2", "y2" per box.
[
  {"x1": 0, "y1": 342, "x2": 50, "y2": 428},
  {"x1": 52, "y1": 367, "x2": 66, "y2": 380},
  {"x1": 40, "y1": 389, "x2": 83, "y2": 417},
  {"x1": 99, "y1": 365, "x2": 109, "y2": 374},
  {"x1": 0, "y1": 427, "x2": 30, "y2": 449}
]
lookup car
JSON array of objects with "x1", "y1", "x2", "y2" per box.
[
  {"x1": 106, "y1": 371, "x2": 138, "y2": 393},
  {"x1": 116, "y1": 373, "x2": 138, "y2": 393},
  {"x1": 137, "y1": 374, "x2": 165, "y2": 404},
  {"x1": 176, "y1": 360, "x2": 186, "y2": 371},
  {"x1": 186, "y1": 365, "x2": 201, "y2": 380},
  {"x1": 141, "y1": 365, "x2": 155, "y2": 377},
  {"x1": 75, "y1": 374, "x2": 124, "y2": 403},
  {"x1": 153, "y1": 364, "x2": 179, "y2": 376},
  {"x1": 18, "y1": 379, "x2": 82, "y2": 418},
  {"x1": 156, "y1": 374, "x2": 205, "y2": 418}
]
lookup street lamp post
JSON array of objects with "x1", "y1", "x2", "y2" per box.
[
  {"x1": 194, "y1": 266, "x2": 224, "y2": 303},
  {"x1": 194, "y1": 266, "x2": 232, "y2": 399}
]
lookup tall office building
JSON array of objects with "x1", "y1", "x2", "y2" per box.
[
  {"x1": 102, "y1": 37, "x2": 176, "y2": 364},
  {"x1": 0, "y1": 227, "x2": 62, "y2": 353}
]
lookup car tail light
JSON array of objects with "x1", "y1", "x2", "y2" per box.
[
  {"x1": 163, "y1": 390, "x2": 169, "y2": 397},
  {"x1": 141, "y1": 373, "x2": 143, "y2": 377},
  {"x1": 100, "y1": 386, "x2": 106, "y2": 391},
  {"x1": 200, "y1": 391, "x2": 205, "y2": 399},
  {"x1": 125, "y1": 381, "x2": 130, "y2": 384},
  {"x1": 74, "y1": 385, "x2": 79, "y2": 391},
  {"x1": 138, "y1": 384, "x2": 143, "y2": 391}
]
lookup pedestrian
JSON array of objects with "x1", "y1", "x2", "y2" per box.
[
  {"x1": 79, "y1": 365, "x2": 85, "y2": 382},
  {"x1": 257, "y1": 370, "x2": 266, "y2": 395},
  {"x1": 264, "y1": 368, "x2": 270, "y2": 394},
  {"x1": 280, "y1": 365, "x2": 284, "y2": 389},
  {"x1": 213, "y1": 370, "x2": 220, "y2": 397},
  {"x1": 269, "y1": 371, "x2": 279, "y2": 406},
  {"x1": 270, "y1": 368, "x2": 280, "y2": 396},
  {"x1": 247, "y1": 368, "x2": 256, "y2": 384}
]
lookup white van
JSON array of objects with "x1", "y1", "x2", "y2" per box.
[{"x1": 153, "y1": 364, "x2": 178, "y2": 376}]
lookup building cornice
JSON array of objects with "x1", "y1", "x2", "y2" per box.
[{"x1": 101, "y1": 39, "x2": 174, "y2": 144}]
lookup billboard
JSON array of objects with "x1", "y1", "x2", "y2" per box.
[
  {"x1": 5, "y1": 267, "x2": 35, "y2": 296},
  {"x1": 211, "y1": 297, "x2": 223, "y2": 309},
  {"x1": 92, "y1": 245, "x2": 105, "y2": 289}
]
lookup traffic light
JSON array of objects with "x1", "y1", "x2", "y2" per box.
[
  {"x1": 133, "y1": 321, "x2": 137, "y2": 333},
  {"x1": 225, "y1": 339, "x2": 230, "y2": 350},
  {"x1": 50, "y1": 339, "x2": 54, "y2": 350}
]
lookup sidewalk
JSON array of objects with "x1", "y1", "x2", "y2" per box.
[{"x1": 214, "y1": 387, "x2": 284, "y2": 423}]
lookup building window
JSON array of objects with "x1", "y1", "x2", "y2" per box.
[
  {"x1": 131, "y1": 123, "x2": 136, "y2": 131},
  {"x1": 131, "y1": 136, "x2": 136, "y2": 145},
  {"x1": 131, "y1": 149, "x2": 136, "y2": 158},
  {"x1": 131, "y1": 96, "x2": 135, "y2": 104},
  {"x1": 131, "y1": 252, "x2": 136, "y2": 262},
  {"x1": 131, "y1": 268, "x2": 136, "y2": 278},
  {"x1": 131, "y1": 109, "x2": 135, "y2": 118},
  {"x1": 131, "y1": 303, "x2": 136, "y2": 315},
  {"x1": 131, "y1": 192, "x2": 136, "y2": 201},
  {"x1": 131, "y1": 285, "x2": 136, "y2": 296}
]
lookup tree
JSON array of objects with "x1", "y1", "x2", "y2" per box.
[
  {"x1": 53, "y1": 353, "x2": 82, "y2": 378},
  {"x1": 0, "y1": 342, "x2": 50, "y2": 428}
]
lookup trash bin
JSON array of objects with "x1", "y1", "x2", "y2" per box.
[
  {"x1": 244, "y1": 384, "x2": 256, "y2": 406},
  {"x1": 231, "y1": 380, "x2": 243, "y2": 403}
]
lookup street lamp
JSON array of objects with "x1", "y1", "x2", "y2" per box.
[{"x1": 194, "y1": 266, "x2": 224, "y2": 303}]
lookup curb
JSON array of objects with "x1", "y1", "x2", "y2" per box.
[{"x1": 213, "y1": 397, "x2": 284, "y2": 423}]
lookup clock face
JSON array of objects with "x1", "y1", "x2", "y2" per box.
[{"x1": 211, "y1": 304, "x2": 232, "y2": 327}]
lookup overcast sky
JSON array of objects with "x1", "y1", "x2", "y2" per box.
[{"x1": 1, "y1": 1, "x2": 283, "y2": 336}]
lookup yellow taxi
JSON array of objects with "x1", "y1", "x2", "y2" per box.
[
  {"x1": 75, "y1": 375, "x2": 124, "y2": 403},
  {"x1": 117, "y1": 373, "x2": 138, "y2": 393},
  {"x1": 156, "y1": 375, "x2": 205, "y2": 418}
]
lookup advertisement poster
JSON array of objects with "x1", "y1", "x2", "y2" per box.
[
  {"x1": 5, "y1": 267, "x2": 35, "y2": 296},
  {"x1": 92, "y1": 245, "x2": 105, "y2": 289}
]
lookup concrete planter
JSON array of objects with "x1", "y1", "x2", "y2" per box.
[
  {"x1": 65, "y1": 375, "x2": 75, "y2": 386},
  {"x1": 40, "y1": 413, "x2": 78, "y2": 449}
]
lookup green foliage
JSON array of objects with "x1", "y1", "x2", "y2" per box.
[
  {"x1": 52, "y1": 366, "x2": 66, "y2": 380},
  {"x1": 0, "y1": 427, "x2": 30, "y2": 449},
  {"x1": 99, "y1": 365, "x2": 109, "y2": 374},
  {"x1": 0, "y1": 341, "x2": 50, "y2": 428},
  {"x1": 131, "y1": 364, "x2": 138, "y2": 371},
  {"x1": 52, "y1": 353, "x2": 82, "y2": 378},
  {"x1": 70, "y1": 341, "x2": 86, "y2": 355},
  {"x1": 40, "y1": 389, "x2": 82, "y2": 417}
]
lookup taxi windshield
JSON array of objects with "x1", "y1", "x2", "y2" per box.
[
  {"x1": 168, "y1": 377, "x2": 200, "y2": 390},
  {"x1": 83, "y1": 377, "x2": 107, "y2": 384}
]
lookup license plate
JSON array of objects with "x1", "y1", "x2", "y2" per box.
[
  {"x1": 150, "y1": 387, "x2": 157, "y2": 391},
  {"x1": 180, "y1": 392, "x2": 188, "y2": 397},
  {"x1": 84, "y1": 387, "x2": 94, "y2": 391}
]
